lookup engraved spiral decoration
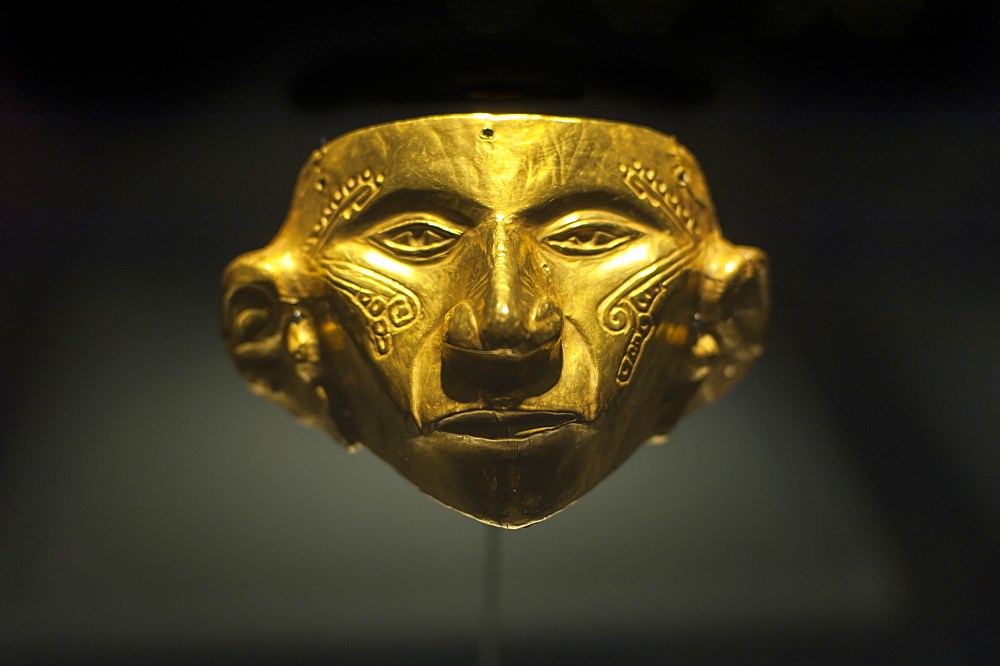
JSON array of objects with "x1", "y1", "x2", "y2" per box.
[
  {"x1": 319, "y1": 261, "x2": 422, "y2": 356},
  {"x1": 604, "y1": 302, "x2": 632, "y2": 332},
  {"x1": 599, "y1": 251, "x2": 697, "y2": 383}
]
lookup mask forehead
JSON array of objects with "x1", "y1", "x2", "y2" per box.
[{"x1": 289, "y1": 115, "x2": 716, "y2": 238}]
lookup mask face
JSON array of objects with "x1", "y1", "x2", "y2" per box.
[{"x1": 222, "y1": 115, "x2": 769, "y2": 527}]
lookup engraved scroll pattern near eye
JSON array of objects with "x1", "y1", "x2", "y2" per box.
[
  {"x1": 320, "y1": 261, "x2": 421, "y2": 356},
  {"x1": 599, "y1": 250, "x2": 697, "y2": 383},
  {"x1": 304, "y1": 168, "x2": 385, "y2": 257},
  {"x1": 619, "y1": 160, "x2": 701, "y2": 239}
]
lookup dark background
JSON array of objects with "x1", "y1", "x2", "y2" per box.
[{"x1": 1, "y1": 1, "x2": 998, "y2": 663}]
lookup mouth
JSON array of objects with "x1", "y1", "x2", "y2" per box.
[{"x1": 434, "y1": 410, "x2": 581, "y2": 440}]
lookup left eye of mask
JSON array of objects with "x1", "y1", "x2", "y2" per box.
[{"x1": 370, "y1": 218, "x2": 463, "y2": 260}]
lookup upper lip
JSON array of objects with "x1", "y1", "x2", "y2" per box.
[{"x1": 434, "y1": 410, "x2": 580, "y2": 439}]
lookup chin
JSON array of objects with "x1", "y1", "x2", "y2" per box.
[{"x1": 379, "y1": 418, "x2": 634, "y2": 528}]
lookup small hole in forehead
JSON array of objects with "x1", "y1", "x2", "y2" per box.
[{"x1": 479, "y1": 128, "x2": 495, "y2": 140}]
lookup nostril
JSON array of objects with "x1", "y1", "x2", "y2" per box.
[
  {"x1": 527, "y1": 297, "x2": 562, "y2": 346},
  {"x1": 532, "y1": 297, "x2": 557, "y2": 322},
  {"x1": 440, "y1": 297, "x2": 563, "y2": 405},
  {"x1": 445, "y1": 302, "x2": 482, "y2": 350}
]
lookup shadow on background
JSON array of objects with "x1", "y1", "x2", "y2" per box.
[{"x1": 1, "y1": 1, "x2": 998, "y2": 663}]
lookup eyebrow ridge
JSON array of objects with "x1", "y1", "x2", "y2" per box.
[
  {"x1": 344, "y1": 189, "x2": 487, "y2": 233},
  {"x1": 518, "y1": 191, "x2": 666, "y2": 230}
]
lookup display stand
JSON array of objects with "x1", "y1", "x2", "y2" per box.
[{"x1": 478, "y1": 525, "x2": 503, "y2": 666}]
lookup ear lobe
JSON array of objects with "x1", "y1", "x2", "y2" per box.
[
  {"x1": 223, "y1": 280, "x2": 287, "y2": 365},
  {"x1": 221, "y1": 257, "x2": 344, "y2": 441},
  {"x1": 686, "y1": 240, "x2": 769, "y2": 413}
]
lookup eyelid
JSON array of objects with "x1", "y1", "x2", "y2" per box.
[
  {"x1": 368, "y1": 213, "x2": 466, "y2": 260},
  {"x1": 540, "y1": 210, "x2": 644, "y2": 255},
  {"x1": 543, "y1": 210, "x2": 645, "y2": 233},
  {"x1": 374, "y1": 213, "x2": 466, "y2": 236},
  {"x1": 554, "y1": 218, "x2": 634, "y2": 234}
]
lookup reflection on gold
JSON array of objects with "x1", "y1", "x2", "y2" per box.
[{"x1": 222, "y1": 115, "x2": 769, "y2": 528}]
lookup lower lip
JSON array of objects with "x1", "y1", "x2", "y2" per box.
[
  {"x1": 435, "y1": 410, "x2": 579, "y2": 438},
  {"x1": 426, "y1": 422, "x2": 588, "y2": 451}
]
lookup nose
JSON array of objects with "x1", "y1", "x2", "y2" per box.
[{"x1": 441, "y1": 228, "x2": 563, "y2": 406}]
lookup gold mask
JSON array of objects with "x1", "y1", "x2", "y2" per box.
[{"x1": 222, "y1": 114, "x2": 769, "y2": 528}]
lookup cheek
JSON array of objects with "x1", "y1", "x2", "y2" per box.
[
  {"x1": 554, "y1": 264, "x2": 698, "y2": 397},
  {"x1": 317, "y1": 247, "x2": 466, "y2": 412},
  {"x1": 542, "y1": 235, "x2": 680, "y2": 309},
  {"x1": 545, "y1": 239, "x2": 684, "y2": 368}
]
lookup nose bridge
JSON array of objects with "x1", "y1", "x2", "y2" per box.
[{"x1": 483, "y1": 219, "x2": 528, "y2": 332}]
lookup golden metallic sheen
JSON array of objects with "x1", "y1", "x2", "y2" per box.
[{"x1": 222, "y1": 114, "x2": 769, "y2": 528}]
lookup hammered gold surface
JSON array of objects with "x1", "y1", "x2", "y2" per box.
[{"x1": 222, "y1": 114, "x2": 768, "y2": 527}]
